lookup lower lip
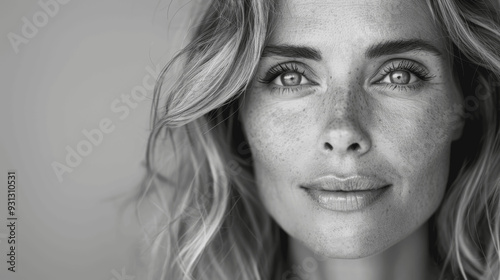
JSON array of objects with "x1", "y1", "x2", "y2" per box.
[{"x1": 303, "y1": 186, "x2": 391, "y2": 212}]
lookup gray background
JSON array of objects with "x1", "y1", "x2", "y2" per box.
[{"x1": 0, "y1": 0, "x2": 199, "y2": 279}]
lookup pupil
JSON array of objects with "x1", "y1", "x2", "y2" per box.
[
  {"x1": 281, "y1": 72, "x2": 301, "y2": 86},
  {"x1": 390, "y1": 70, "x2": 410, "y2": 84}
]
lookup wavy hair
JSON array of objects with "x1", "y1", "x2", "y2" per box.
[
  {"x1": 137, "y1": 0, "x2": 500, "y2": 279},
  {"x1": 427, "y1": 1, "x2": 500, "y2": 279}
]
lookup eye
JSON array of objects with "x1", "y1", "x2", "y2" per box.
[
  {"x1": 272, "y1": 71, "x2": 311, "y2": 86},
  {"x1": 258, "y1": 62, "x2": 315, "y2": 88},
  {"x1": 374, "y1": 60, "x2": 434, "y2": 91},
  {"x1": 378, "y1": 70, "x2": 419, "y2": 85}
]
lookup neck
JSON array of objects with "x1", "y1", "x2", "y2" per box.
[{"x1": 286, "y1": 222, "x2": 440, "y2": 280}]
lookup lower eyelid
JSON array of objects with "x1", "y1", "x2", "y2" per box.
[
  {"x1": 270, "y1": 85, "x2": 303, "y2": 93},
  {"x1": 378, "y1": 82, "x2": 425, "y2": 92},
  {"x1": 269, "y1": 85, "x2": 319, "y2": 96}
]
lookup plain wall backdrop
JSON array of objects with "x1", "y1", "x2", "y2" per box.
[{"x1": 0, "y1": 0, "x2": 199, "y2": 279}]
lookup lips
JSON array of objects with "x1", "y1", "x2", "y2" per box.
[
  {"x1": 301, "y1": 175, "x2": 390, "y2": 192},
  {"x1": 301, "y1": 175, "x2": 392, "y2": 211}
]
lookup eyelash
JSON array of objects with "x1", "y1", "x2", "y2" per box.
[
  {"x1": 258, "y1": 62, "x2": 313, "y2": 94},
  {"x1": 376, "y1": 60, "x2": 434, "y2": 91}
]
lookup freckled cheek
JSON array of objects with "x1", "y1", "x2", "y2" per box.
[
  {"x1": 375, "y1": 100, "x2": 455, "y2": 221},
  {"x1": 374, "y1": 106, "x2": 452, "y2": 226},
  {"x1": 377, "y1": 102, "x2": 455, "y2": 175},
  {"x1": 243, "y1": 107, "x2": 312, "y2": 172}
]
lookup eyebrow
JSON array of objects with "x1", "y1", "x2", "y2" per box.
[
  {"x1": 261, "y1": 44, "x2": 322, "y2": 61},
  {"x1": 261, "y1": 39, "x2": 442, "y2": 61},
  {"x1": 365, "y1": 39, "x2": 443, "y2": 59}
]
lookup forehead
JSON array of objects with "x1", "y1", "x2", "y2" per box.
[{"x1": 270, "y1": 0, "x2": 445, "y2": 52}]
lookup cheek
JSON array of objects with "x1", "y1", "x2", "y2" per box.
[
  {"x1": 381, "y1": 97, "x2": 455, "y2": 175},
  {"x1": 241, "y1": 100, "x2": 314, "y2": 174},
  {"x1": 240, "y1": 95, "x2": 317, "y2": 225},
  {"x1": 375, "y1": 92, "x2": 457, "y2": 215}
]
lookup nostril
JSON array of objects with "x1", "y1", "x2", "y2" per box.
[
  {"x1": 324, "y1": 142, "x2": 333, "y2": 151},
  {"x1": 348, "y1": 143, "x2": 361, "y2": 151}
]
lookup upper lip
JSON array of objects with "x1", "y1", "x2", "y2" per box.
[{"x1": 301, "y1": 175, "x2": 390, "y2": 192}]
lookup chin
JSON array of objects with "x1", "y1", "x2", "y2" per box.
[{"x1": 296, "y1": 229, "x2": 399, "y2": 261}]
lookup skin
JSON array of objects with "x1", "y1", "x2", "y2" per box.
[{"x1": 239, "y1": 0, "x2": 464, "y2": 279}]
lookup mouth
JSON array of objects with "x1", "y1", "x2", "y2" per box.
[{"x1": 301, "y1": 175, "x2": 392, "y2": 211}]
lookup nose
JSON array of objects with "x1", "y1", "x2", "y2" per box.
[
  {"x1": 320, "y1": 98, "x2": 371, "y2": 156},
  {"x1": 322, "y1": 122, "x2": 371, "y2": 155}
]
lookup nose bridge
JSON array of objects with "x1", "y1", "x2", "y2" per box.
[
  {"x1": 320, "y1": 85, "x2": 371, "y2": 156},
  {"x1": 324, "y1": 86, "x2": 362, "y2": 124}
]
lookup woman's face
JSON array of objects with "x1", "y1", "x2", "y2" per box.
[{"x1": 240, "y1": 0, "x2": 464, "y2": 258}]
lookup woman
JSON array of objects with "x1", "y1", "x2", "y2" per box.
[{"x1": 137, "y1": 0, "x2": 500, "y2": 279}]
